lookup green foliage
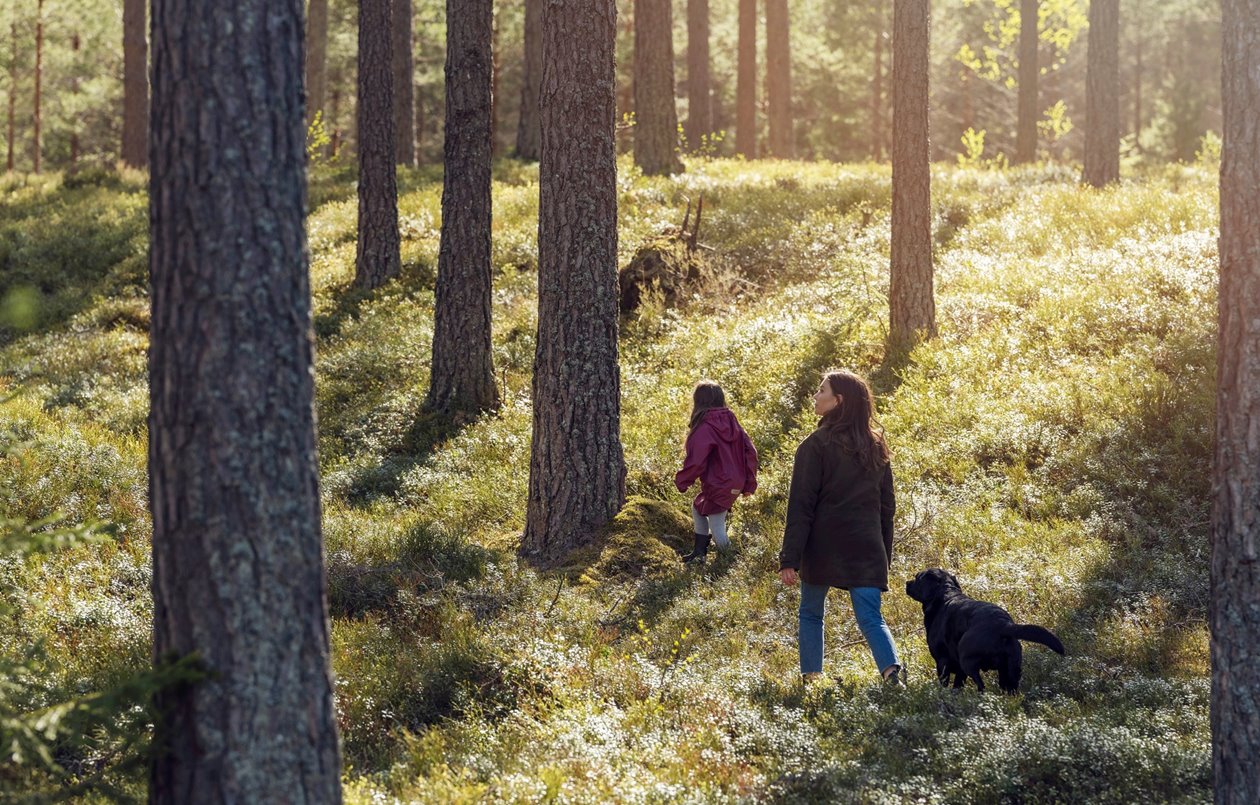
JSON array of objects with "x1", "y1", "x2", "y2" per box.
[
  {"x1": 0, "y1": 419, "x2": 203, "y2": 803},
  {"x1": 958, "y1": 127, "x2": 988, "y2": 166},
  {"x1": 0, "y1": 160, "x2": 1218, "y2": 801},
  {"x1": 306, "y1": 110, "x2": 333, "y2": 166}
]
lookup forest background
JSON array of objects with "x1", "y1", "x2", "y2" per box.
[{"x1": 0, "y1": 0, "x2": 1223, "y2": 173}]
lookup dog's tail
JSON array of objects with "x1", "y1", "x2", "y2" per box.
[{"x1": 1004, "y1": 624, "x2": 1066, "y2": 655}]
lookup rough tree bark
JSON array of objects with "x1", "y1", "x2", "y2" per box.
[
  {"x1": 70, "y1": 32, "x2": 79, "y2": 168},
  {"x1": 356, "y1": 0, "x2": 401, "y2": 289},
  {"x1": 429, "y1": 0, "x2": 498, "y2": 415},
  {"x1": 685, "y1": 0, "x2": 712, "y2": 151},
  {"x1": 515, "y1": 0, "x2": 542, "y2": 159},
  {"x1": 736, "y1": 0, "x2": 757, "y2": 158},
  {"x1": 523, "y1": 0, "x2": 626, "y2": 561},
  {"x1": 1213, "y1": 2, "x2": 1260, "y2": 801},
  {"x1": 1015, "y1": 0, "x2": 1038, "y2": 163},
  {"x1": 33, "y1": 0, "x2": 41, "y2": 173},
  {"x1": 392, "y1": 0, "x2": 416, "y2": 166},
  {"x1": 306, "y1": 0, "x2": 328, "y2": 131},
  {"x1": 889, "y1": 0, "x2": 934, "y2": 347},
  {"x1": 7, "y1": 21, "x2": 14, "y2": 172},
  {"x1": 1133, "y1": 31, "x2": 1142, "y2": 152},
  {"x1": 1083, "y1": 0, "x2": 1120, "y2": 186},
  {"x1": 122, "y1": 0, "x2": 146, "y2": 168},
  {"x1": 148, "y1": 0, "x2": 342, "y2": 801},
  {"x1": 633, "y1": 0, "x2": 681, "y2": 175},
  {"x1": 871, "y1": 11, "x2": 885, "y2": 162},
  {"x1": 765, "y1": 0, "x2": 793, "y2": 158}
]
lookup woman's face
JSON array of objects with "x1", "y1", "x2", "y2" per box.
[{"x1": 813, "y1": 379, "x2": 842, "y2": 416}]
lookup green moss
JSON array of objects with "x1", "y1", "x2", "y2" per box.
[{"x1": 555, "y1": 496, "x2": 694, "y2": 585}]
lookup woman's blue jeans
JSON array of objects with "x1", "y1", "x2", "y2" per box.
[{"x1": 798, "y1": 582, "x2": 900, "y2": 675}]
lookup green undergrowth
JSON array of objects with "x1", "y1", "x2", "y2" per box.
[{"x1": 0, "y1": 158, "x2": 1216, "y2": 802}]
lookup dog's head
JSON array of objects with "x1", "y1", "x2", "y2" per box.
[{"x1": 905, "y1": 568, "x2": 962, "y2": 605}]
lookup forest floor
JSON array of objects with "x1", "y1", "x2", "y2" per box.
[{"x1": 0, "y1": 158, "x2": 1216, "y2": 803}]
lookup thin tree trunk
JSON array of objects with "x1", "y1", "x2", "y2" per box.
[
  {"x1": 306, "y1": 0, "x2": 328, "y2": 131},
  {"x1": 736, "y1": 0, "x2": 757, "y2": 158},
  {"x1": 356, "y1": 0, "x2": 401, "y2": 289},
  {"x1": 1214, "y1": 2, "x2": 1260, "y2": 801},
  {"x1": 329, "y1": 83, "x2": 342, "y2": 159},
  {"x1": 33, "y1": 0, "x2": 42, "y2": 174},
  {"x1": 685, "y1": 0, "x2": 712, "y2": 151},
  {"x1": 633, "y1": 0, "x2": 681, "y2": 175},
  {"x1": 1015, "y1": 0, "x2": 1038, "y2": 163},
  {"x1": 889, "y1": 0, "x2": 934, "y2": 347},
  {"x1": 491, "y1": 10, "x2": 501, "y2": 157},
  {"x1": 415, "y1": 82, "x2": 424, "y2": 158},
  {"x1": 392, "y1": 0, "x2": 416, "y2": 166},
  {"x1": 515, "y1": 0, "x2": 542, "y2": 159},
  {"x1": 148, "y1": 0, "x2": 342, "y2": 800},
  {"x1": 429, "y1": 0, "x2": 498, "y2": 416},
  {"x1": 765, "y1": 0, "x2": 792, "y2": 158},
  {"x1": 70, "y1": 33, "x2": 80, "y2": 168},
  {"x1": 122, "y1": 0, "x2": 147, "y2": 168},
  {"x1": 1134, "y1": 33, "x2": 1142, "y2": 152},
  {"x1": 872, "y1": 20, "x2": 884, "y2": 162},
  {"x1": 524, "y1": 0, "x2": 626, "y2": 561},
  {"x1": 1083, "y1": 0, "x2": 1120, "y2": 186},
  {"x1": 7, "y1": 21, "x2": 14, "y2": 172}
]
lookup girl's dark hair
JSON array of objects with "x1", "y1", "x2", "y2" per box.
[
  {"x1": 689, "y1": 381, "x2": 726, "y2": 434},
  {"x1": 818, "y1": 370, "x2": 889, "y2": 471}
]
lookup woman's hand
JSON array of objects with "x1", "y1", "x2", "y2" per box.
[{"x1": 779, "y1": 568, "x2": 798, "y2": 586}]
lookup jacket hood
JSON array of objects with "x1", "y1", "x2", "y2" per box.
[{"x1": 700, "y1": 407, "x2": 740, "y2": 441}]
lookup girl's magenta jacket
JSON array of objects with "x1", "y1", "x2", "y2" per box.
[{"x1": 674, "y1": 407, "x2": 759, "y2": 516}]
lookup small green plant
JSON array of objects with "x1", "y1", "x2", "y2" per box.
[
  {"x1": 958, "y1": 127, "x2": 987, "y2": 167},
  {"x1": 1038, "y1": 99, "x2": 1075, "y2": 147},
  {"x1": 1195, "y1": 131, "x2": 1222, "y2": 166},
  {"x1": 307, "y1": 110, "x2": 332, "y2": 166}
]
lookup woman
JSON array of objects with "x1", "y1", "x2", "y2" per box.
[{"x1": 778, "y1": 370, "x2": 904, "y2": 685}]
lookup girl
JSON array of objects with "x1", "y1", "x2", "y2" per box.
[
  {"x1": 778, "y1": 370, "x2": 905, "y2": 686},
  {"x1": 674, "y1": 381, "x2": 759, "y2": 564}
]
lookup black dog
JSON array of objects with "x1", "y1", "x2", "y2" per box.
[{"x1": 905, "y1": 568, "x2": 1065, "y2": 693}]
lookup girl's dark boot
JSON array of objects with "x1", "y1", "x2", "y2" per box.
[{"x1": 682, "y1": 532, "x2": 711, "y2": 564}]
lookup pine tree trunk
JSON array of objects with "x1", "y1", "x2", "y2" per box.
[
  {"x1": 393, "y1": 0, "x2": 416, "y2": 166},
  {"x1": 871, "y1": 16, "x2": 884, "y2": 162},
  {"x1": 491, "y1": 11, "x2": 501, "y2": 157},
  {"x1": 633, "y1": 0, "x2": 681, "y2": 175},
  {"x1": 148, "y1": 1, "x2": 342, "y2": 801},
  {"x1": 1015, "y1": 0, "x2": 1038, "y2": 164},
  {"x1": 1083, "y1": 0, "x2": 1120, "y2": 186},
  {"x1": 1214, "y1": 2, "x2": 1260, "y2": 801},
  {"x1": 736, "y1": 0, "x2": 757, "y2": 158},
  {"x1": 515, "y1": 0, "x2": 542, "y2": 160},
  {"x1": 356, "y1": 0, "x2": 401, "y2": 289},
  {"x1": 33, "y1": 0, "x2": 42, "y2": 174},
  {"x1": 524, "y1": 0, "x2": 626, "y2": 562},
  {"x1": 429, "y1": 0, "x2": 498, "y2": 416},
  {"x1": 765, "y1": 0, "x2": 793, "y2": 158},
  {"x1": 122, "y1": 0, "x2": 147, "y2": 168},
  {"x1": 1133, "y1": 34, "x2": 1142, "y2": 152},
  {"x1": 685, "y1": 0, "x2": 712, "y2": 151},
  {"x1": 330, "y1": 83, "x2": 342, "y2": 158},
  {"x1": 70, "y1": 33, "x2": 80, "y2": 168},
  {"x1": 306, "y1": 0, "x2": 329, "y2": 132},
  {"x1": 6, "y1": 21, "x2": 14, "y2": 173},
  {"x1": 889, "y1": 0, "x2": 934, "y2": 347}
]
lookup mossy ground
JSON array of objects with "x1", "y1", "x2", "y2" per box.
[{"x1": 0, "y1": 158, "x2": 1215, "y2": 802}]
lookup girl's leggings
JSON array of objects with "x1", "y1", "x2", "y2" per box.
[{"x1": 691, "y1": 506, "x2": 729, "y2": 549}]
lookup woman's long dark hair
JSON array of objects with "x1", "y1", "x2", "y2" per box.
[
  {"x1": 818, "y1": 370, "x2": 889, "y2": 471},
  {"x1": 689, "y1": 381, "x2": 726, "y2": 434}
]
